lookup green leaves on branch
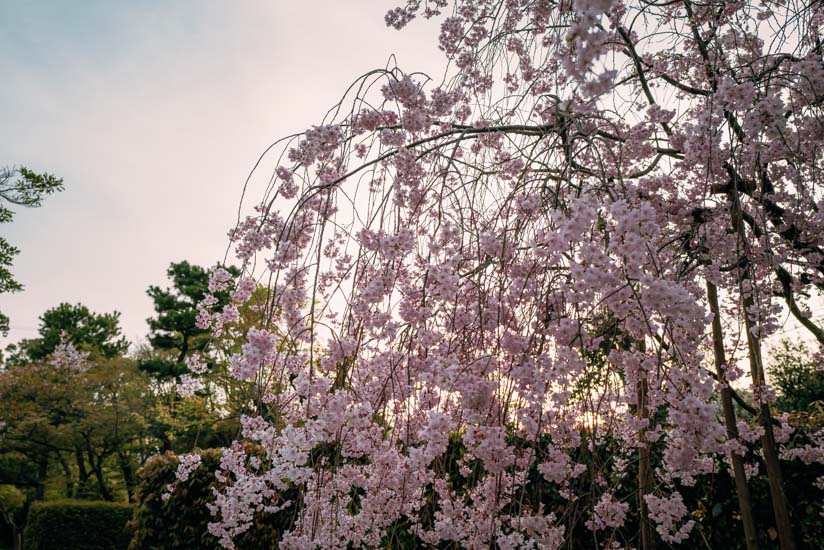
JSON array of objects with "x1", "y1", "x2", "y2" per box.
[
  {"x1": 0, "y1": 165, "x2": 64, "y2": 337},
  {"x1": 0, "y1": 167, "x2": 64, "y2": 209}
]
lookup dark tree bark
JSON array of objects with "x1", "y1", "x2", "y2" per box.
[
  {"x1": 707, "y1": 281, "x2": 759, "y2": 550},
  {"x1": 117, "y1": 451, "x2": 136, "y2": 502}
]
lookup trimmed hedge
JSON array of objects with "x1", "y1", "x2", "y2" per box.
[
  {"x1": 128, "y1": 448, "x2": 288, "y2": 549},
  {"x1": 22, "y1": 500, "x2": 134, "y2": 550}
]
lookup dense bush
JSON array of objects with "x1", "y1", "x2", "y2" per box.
[
  {"x1": 22, "y1": 500, "x2": 133, "y2": 550},
  {"x1": 128, "y1": 448, "x2": 289, "y2": 550},
  {"x1": 768, "y1": 339, "x2": 824, "y2": 413}
]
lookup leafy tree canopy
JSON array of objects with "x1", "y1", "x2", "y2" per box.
[
  {"x1": 0, "y1": 353, "x2": 155, "y2": 502},
  {"x1": 5, "y1": 303, "x2": 128, "y2": 366},
  {"x1": 768, "y1": 338, "x2": 824, "y2": 413}
]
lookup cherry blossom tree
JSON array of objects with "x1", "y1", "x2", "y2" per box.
[{"x1": 185, "y1": 1, "x2": 824, "y2": 548}]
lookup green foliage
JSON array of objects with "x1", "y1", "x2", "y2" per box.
[
  {"x1": 22, "y1": 500, "x2": 133, "y2": 550},
  {"x1": 142, "y1": 261, "x2": 239, "y2": 379},
  {"x1": 8, "y1": 303, "x2": 129, "y2": 365},
  {"x1": 0, "y1": 485, "x2": 26, "y2": 549},
  {"x1": 0, "y1": 167, "x2": 64, "y2": 209},
  {"x1": 768, "y1": 338, "x2": 824, "y2": 412},
  {"x1": 140, "y1": 387, "x2": 239, "y2": 454},
  {"x1": 0, "y1": 453, "x2": 40, "y2": 488},
  {"x1": 0, "y1": 166, "x2": 64, "y2": 337},
  {"x1": 0, "y1": 486, "x2": 25, "y2": 518},
  {"x1": 128, "y1": 449, "x2": 288, "y2": 550},
  {"x1": 0, "y1": 357, "x2": 155, "y2": 502}
]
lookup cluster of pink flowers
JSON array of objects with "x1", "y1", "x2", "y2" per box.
[
  {"x1": 185, "y1": 352, "x2": 208, "y2": 374},
  {"x1": 230, "y1": 277, "x2": 256, "y2": 304},
  {"x1": 197, "y1": 267, "x2": 254, "y2": 336},
  {"x1": 175, "y1": 453, "x2": 203, "y2": 482},
  {"x1": 588, "y1": 493, "x2": 629, "y2": 531},
  {"x1": 781, "y1": 429, "x2": 824, "y2": 466},
  {"x1": 644, "y1": 493, "x2": 695, "y2": 544},
  {"x1": 47, "y1": 338, "x2": 89, "y2": 372},
  {"x1": 229, "y1": 328, "x2": 277, "y2": 381},
  {"x1": 288, "y1": 125, "x2": 343, "y2": 166},
  {"x1": 352, "y1": 108, "x2": 399, "y2": 134},
  {"x1": 715, "y1": 78, "x2": 756, "y2": 111},
  {"x1": 176, "y1": 374, "x2": 203, "y2": 398},
  {"x1": 162, "y1": 454, "x2": 204, "y2": 502}
]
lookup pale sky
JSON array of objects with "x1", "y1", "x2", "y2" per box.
[{"x1": 0, "y1": 1, "x2": 442, "y2": 348}]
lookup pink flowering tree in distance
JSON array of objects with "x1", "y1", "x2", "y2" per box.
[{"x1": 185, "y1": 1, "x2": 824, "y2": 548}]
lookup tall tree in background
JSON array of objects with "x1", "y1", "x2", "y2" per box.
[
  {"x1": 0, "y1": 166, "x2": 63, "y2": 336},
  {"x1": 141, "y1": 261, "x2": 239, "y2": 379},
  {"x1": 5, "y1": 303, "x2": 128, "y2": 365},
  {"x1": 139, "y1": 262, "x2": 243, "y2": 453}
]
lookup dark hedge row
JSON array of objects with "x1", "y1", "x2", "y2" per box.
[{"x1": 22, "y1": 500, "x2": 133, "y2": 550}]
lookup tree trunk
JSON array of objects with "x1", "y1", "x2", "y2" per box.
[
  {"x1": 58, "y1": 453, "x2": 75, "y2": 498},
  {"x1": 75, "y1": 448, "x2": 88, "y2": 485},
  {"x1": 35, "y1": 458, "x2": 47, "y2": 501},
  {"x1": 637, "y1": 375, "x2": 656, "y2": 550},
  {"x1": 729, "y1": 193, "x2": 795, "y2": 550},
  {"x1": 87, "y1": 447, "x2": 113, "y2": 502},
  {"x1": 706, "y1": 280, "x2": 759, "y2": 550},
  {"x1": 93, "y1": 467, "x2": 113, "y2": 501},
  {"x1": 633, "y1": 336, "x2": 656, "y2": 550},
  {"x1": 159, "y1": 431, "x2": 172, "y2": 453},
  {"x1": 117, "y1": 451, "x2": 136, "y2": 502},
  {"x1": 741, "y1": 299, "x2": 794, "y2": 550},
  {"x1": 11, "y1": 527, "x2": 22, "y2": 550}
]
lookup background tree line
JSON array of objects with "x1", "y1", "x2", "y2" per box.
[{"x1": 0, "y1": 257, "x2": 274, "y2": 548}]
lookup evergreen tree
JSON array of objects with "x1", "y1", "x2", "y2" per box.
[
  {"x1": 142, "y1": 261, "x2": 239, "y2": 378},
  {"x1": 5, "y1": 303, "x2": 128, "y2": 365}
]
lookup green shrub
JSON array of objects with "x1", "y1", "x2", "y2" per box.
[
  {"x1": 128, "y1": 448, "x2": 288, "y2": 550},
  {"x1": 22, "y1": 500, "x2": 133, "y2": 550}
]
